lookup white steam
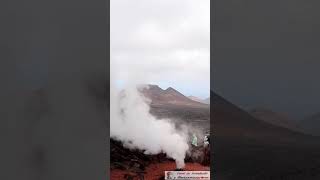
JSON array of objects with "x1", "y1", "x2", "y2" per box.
[
  {"x1": 110, "y1": 0, "x2": 209, "y2": 168},
  {"x1": 110, "y1": 83, "x2": 189, "y2": 168}
]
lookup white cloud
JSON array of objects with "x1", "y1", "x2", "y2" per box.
[{"x1": 111, "y1": 0, "x2": 210, "y2": 98}]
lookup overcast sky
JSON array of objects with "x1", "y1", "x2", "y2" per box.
[
  {"x1": 111, "y1": 0, "x2": 210, "y2": 99},
  {"x1": 213, "y1": 0, "x2": 320, "y2": 119}
]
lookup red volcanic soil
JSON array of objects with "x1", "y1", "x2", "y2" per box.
[{"x1": 110, "y1": 161, "x2": 209, "y2": 180}]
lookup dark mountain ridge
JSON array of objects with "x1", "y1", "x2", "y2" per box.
[
  {"x1": 250, "y1": 108, "x2": 303, "y2": 133},
  {"x1": 212, "y1": 91, "x2": 320, "y2": 179}
]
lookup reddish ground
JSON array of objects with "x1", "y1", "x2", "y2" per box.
[{"x1": 110, "y1": 161, "x2": 210, "y2": 180}]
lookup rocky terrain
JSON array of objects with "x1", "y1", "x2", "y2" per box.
[{"x1": 110, "y1": 138, "x2": 210, "y2": 180}]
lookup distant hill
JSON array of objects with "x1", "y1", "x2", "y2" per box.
[
  {"x1": 188, "y1": 96, "x2": 210, "y2": 104},
  {"x1": 299, "y1": 113, "x2": 320, "y2": 136},
  {"x1": 203, "y1": 97, "x2": 210, "y2": 104},
  {"x1": 140, "y1": 85, "x2": 208, "y2": 107},
  {"x1": 250, "y1": 108, "x2": 302, "y2": 132},
  {"x1": 188, "y1": 95, "x2": 204, "y2": 102}
]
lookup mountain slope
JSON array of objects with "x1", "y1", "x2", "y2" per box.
[
  {"x1": 140, "y1": 85, "x2": 208, "y2": 107},
  {"x1": 140, "y1": 85, "x2": 210, "y2": 132},
  {"x1": 188, "y1": 96, "x2": 210, "y2": 104},
  {"x1": 188, "y1": 96, "x2": 204, "y2": 103},
  {"x1": 203, "y1": 97, "x2": 210, "y2": 104},
  {"x1": 212, "y1": 92, "x2": 309, "y2": 142},
  {"x1": 212, "y1": 91, "x2": 320, "y2": 179},
  {"x1": 250, "y1": 108, "x2": 302, "y2": 132}
]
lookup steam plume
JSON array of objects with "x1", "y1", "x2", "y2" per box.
[{"x1": 110, "y1": 82, "x2": 189, "y2": 168}]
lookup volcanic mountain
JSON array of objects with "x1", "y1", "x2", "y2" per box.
[
  {"x1": 212, "y1": 91, "x2": 320, "y2": 179},
  {"x1": 299, "y1": 113, "x2": 320, "y2": 136},
  {"x1": 139, "y1": 85, "x2": 210, "y2": 132},
  {"x1": 140, "y1": 85, "x2": 208, "y2": 107}
]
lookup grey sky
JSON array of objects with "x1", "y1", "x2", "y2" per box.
[
  {"x1": 213, "y1": 0, "x2": 320, "y2": 119},
  {"x1": 111, "y1": 0, "x2": 210, "y2": 99}
]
